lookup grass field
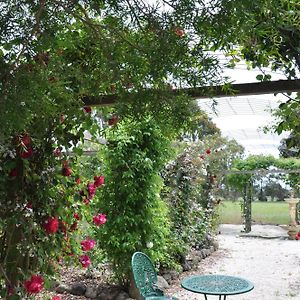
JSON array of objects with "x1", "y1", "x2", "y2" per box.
[{"x1": 218, "y1": 201, "x2": 291, "y2": 225}]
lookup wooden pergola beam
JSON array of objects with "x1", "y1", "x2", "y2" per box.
[{"x1": 82, "y1": 79, "x2": 300, "y2": 106}]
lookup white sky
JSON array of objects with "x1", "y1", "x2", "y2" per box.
[{"x1": 198, "y1": 60, "x2": 289, "y2": 157}]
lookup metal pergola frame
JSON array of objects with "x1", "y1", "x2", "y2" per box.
[{"x1": 224, "y1": 168, "x2": 300, "y2": 233}]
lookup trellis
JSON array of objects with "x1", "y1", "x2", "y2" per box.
[{"x1": 225, "y1": 168, "x2": 300, "y2": 233}]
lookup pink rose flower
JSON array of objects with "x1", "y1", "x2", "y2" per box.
[
  {"x1": 94, "y1": 175, "x2": 104, "y2": 187},
  {"x1": 79, "y1": 254, "x2": 91, "y2": 268},
  {"x1": 81, "y1": 239, "x2": 96, "y2": 251},
  {"x1": 24, "y1": 275, "x2": 44, "y2": 294},
  {"x1": 43, "y1": 216, "x2": 59, "y2": 234},
  {"x1": 93, "y1": 214, "x2": 107, "y2": 226},
  {"x1": 87, "y1": 183, "x2": 96, "y2": 197},
  {"x1": 52, "y1": 296, "x2": 61, "y2": 300}
]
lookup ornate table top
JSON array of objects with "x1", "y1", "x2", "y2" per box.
[{"x1": 181, "y1": 274, "x2": 254, "y2": 296}]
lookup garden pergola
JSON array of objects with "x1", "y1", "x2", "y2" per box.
[
  {"x1": 225, "y1": 156, "x2": 300, "y2": 234},
  {"x1": 82, "y1": 79, "x2": 300, "y2": 105}
]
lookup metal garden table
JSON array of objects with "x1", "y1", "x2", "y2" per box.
[{"x1": 181, "y1": 274, "x2": 254, "y2": 300}]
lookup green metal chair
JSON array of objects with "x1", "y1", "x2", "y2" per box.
[{"x1": 131, "y1": 252, "x2": 179, "y2": 300}]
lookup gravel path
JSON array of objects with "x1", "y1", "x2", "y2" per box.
[{"x1": 168, "y1": 225, "x2": 300, "y2": 300}]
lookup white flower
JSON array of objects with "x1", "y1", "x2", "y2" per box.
[
  {"x1": 20, "y1": 102, "x2": 25, "y2": 106},
  {"x1": 146, "y1": 241, "x2": 154, "y2": 249}
]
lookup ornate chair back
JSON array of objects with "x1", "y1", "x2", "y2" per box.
[{"x1": 131, "y1": 252, "x2": 163, "y2": 299}]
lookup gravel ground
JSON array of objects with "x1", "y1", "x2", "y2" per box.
[{"x1": 168, "y1": 225, "x2": 300, "y2": 300}]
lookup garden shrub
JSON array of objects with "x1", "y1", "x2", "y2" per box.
[
  {"x1": 0, "y1": 106, "x2": 107, "y2": 298},
  {"x1": 161, "y1": 146, "x2": 210, "y2": 259},
  {"x1": 162, "y1": 137, "x2": 244, "y2": 261},
  {"x1": 95, "y1": 117, "x2": 174, "y2": 286}
]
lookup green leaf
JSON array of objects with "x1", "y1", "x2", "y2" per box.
[{"x1": 256, "y1": 74, "x2": 263, "y2": 81}]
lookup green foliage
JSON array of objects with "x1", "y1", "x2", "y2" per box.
[
  {"x1": 162, "y1": 147, "x2": 207, "y2": 257},
  {"x1": 95, "y1": 118, "x2": 173, "y2": 286},
  {"x1": 2, "y1": 0, "x2": 300, "y2": 295},
  {"x1": 272, "y1": 95, "x2": 300, "y2": 155},
  {"x1": 161, "y1": 135, "x2": 244, "y2": 258},
  {"x1": 228, "y1": 155, "x2": 300, "y2": 192}
]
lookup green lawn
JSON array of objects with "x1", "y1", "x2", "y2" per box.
[{"x1": 218, "y1": 201, "x2": 290, "y2": 225}]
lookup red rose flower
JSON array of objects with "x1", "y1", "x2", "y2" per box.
[
  {"x1": 9, "y1": 168, "x2": 18, "y2": 177},
  {"x1": 83, "y1": 106, "x2": 92, "y2": 113},
  {"x1": 93, "y1": 213, "x2": 107, "y2": 226},
  {"x1": 26, "y1": 202, "x2": 33, "y2": 209},
  {"x1": 62, "y1": 161, "x2": 72, "y2": 176},
  {"x1": 24, "y1": 275, "x2": 44, "y2": 294},
  {"x1": 205, "y1": 149, "x2": 211, "y2": 155},
  {"x1": 43, "y1": 216, "x2": 59, "y2": 234},
  {"x1": 79, "y1": 254, "x2": 91, "y2": 268},
  {"x1": 76, "y1": 177, "x2": 81, "y2": 185},
  {"x1": 174, "y1": 27, "x2": 184, "y2": 37},
  {"x1": 73, "y1": 213, "x2": 80, "y2": 220},
  {"x1": 21, "y1": 134, "x2": 31, "y2": 146},
  {"x1": 94, "y1": 175, "x2": 104, "y2": 187},
  {"x1": 20, "y1": 146, "x2": 33, "y2": 159},
  {"x1": 199, "y1": 155, "x2": 205, "y2": 160},
  {"x1": 81, "y1": 239, "x2": 96, "y2": 251},
  {"x1": 108, "y1": 115, "x2": 119, "y2": 126},
  {"x1": 52, "y1": 296, "x2": 61, "y2": 300},
  {"x1": 54, "y1": 148, "x2": 62, "y2": 157}
]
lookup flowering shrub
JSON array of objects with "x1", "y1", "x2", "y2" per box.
[
  {"x1": 0, "y1": 102, "x2": 108, "y2": 298},
  {"x1": 161, "y1": 137, "x2": 244, "y2": 261}
]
